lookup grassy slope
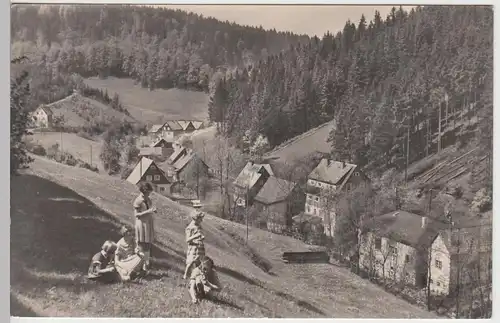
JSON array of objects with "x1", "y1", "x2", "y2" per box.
[
  {"x1": 84, "y1": 77, "x2": 210, "y2": 124},
  {"x1": 264, "y1": 121, "x2": 335, "y2": 164},
  {"x1": 30, "y1": 132, "x2": 104, "y2": 171},
  {"x1": 10, "y1": 156, "x2": 437, "y2": 318},
  {"x1": 46, "y1": 93, "x2": 135, "y2": 128}
]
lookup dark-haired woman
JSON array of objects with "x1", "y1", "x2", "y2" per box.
[{"x1": 133, "y1": 182, "x2": 156, "y2": 272}]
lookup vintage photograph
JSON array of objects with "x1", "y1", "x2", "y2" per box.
[{"x1": 10, "y1": 3, "x2": 493, "y2": 318}]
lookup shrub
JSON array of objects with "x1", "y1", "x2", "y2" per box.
[
  {"x1": 31, "y1": 144, "x2": 47, "y2": 156},
  {"x1": 77, "y1": 161, "x2": 99, "y2": 173},
  {"x1": 471, "y1": 188, "x2": 492, "y2": 213}
]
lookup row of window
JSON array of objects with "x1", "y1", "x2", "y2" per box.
[
  {"x1": 373, "y1": 238, "x2": 412, "y2": 264},
  {"x1": 145, "y1": 175, "x2": 161, "y2": 182}
]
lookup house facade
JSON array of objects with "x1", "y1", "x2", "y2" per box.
[
  {"x1": 126, "y1": 157, "x2": 172, "y2": 195},
  {"x1": 175, "y1": 152, "x2": 210, "y2": 184},
  {"x1": 253, "y1": 176, "x2": 296, "y2": 234},
  {"x1": 31, "y1": 106, "x2": 53, "y2": 128},
  {"x1": 232, "y1": 162, "x2": 274, "y2": 207},
  {"x1": 304, "y1": 159, "x2": 368, "y2": 238},
  {"x1": 428, "y1": 216, "x2": 492, "y2": 296},
  {"x1": 359, "y1": 210, "x2": 438, "y2": 288}
]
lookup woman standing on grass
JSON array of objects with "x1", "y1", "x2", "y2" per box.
[
  {"x1": 183, "y1": 211, "x2": 206, "y2": 279},
  {"x1": 133, "y1": 182, "x2": 157, "y2": 272}
]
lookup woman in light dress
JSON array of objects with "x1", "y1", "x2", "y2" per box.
[
  {"x1": 133, "y1": 182, "x2": 157, "y2": 271},
  {"x1": 183, "y1": 211, "x2": 206, "y2": 279}
]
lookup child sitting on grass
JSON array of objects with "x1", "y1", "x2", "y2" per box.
[
  {"x1": 88, "y1": 240, "x2": 118, "y2": 283},
  {"x1": 114, "y1": 226, "x2": 146, "y2": 282},
  {"x1": 189, "y1": 256, "x2": 221, "y2": 304}
]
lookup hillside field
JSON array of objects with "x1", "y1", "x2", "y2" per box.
[
  {"x1": 30, "y1": 132, "x2": 104, "y2": 171},
  {"x1": 264, "y1": 121, "x2": 335, "y2": 164},
  {"x1": 10, "y1": 156, "x2": 438, "y2": 318},
  {"x1": 84, "y1": 77, "x2": 210, "y2": 124}
]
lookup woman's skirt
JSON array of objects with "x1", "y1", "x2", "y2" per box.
[
  {"x1": 186, "y1": 243, "x2": 205, "y2": 265},
  {"x1": 115, "y1": 255, "x2": 144, "y2": 278},
  {"x1": 135, "y1": 215, "x2": 155, "y2": 244}
]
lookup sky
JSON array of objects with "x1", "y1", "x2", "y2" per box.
[{"x1": 166, "y1": 5, "x2": 411, "y2": 37}]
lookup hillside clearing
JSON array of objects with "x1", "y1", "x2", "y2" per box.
[
  {"x1": 264, "y1": 121, "x2": 335, "y2": 164},
  {"x1": 43, "y1": 93, "x2": 134, "y2": 128},
  {"x1": 84, "y1": 77, "x2": 210, "y2": 124},
  {"x1": 10, "y1": 156, "x2": 438, "y2": 318},
  {"x1": 30, "y1": 132, "x2": 104, "y2": 171}
]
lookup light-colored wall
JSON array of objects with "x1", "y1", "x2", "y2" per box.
[
  {"x1": 429, "y1": 234, "x2": 451, "y2": 295},
  {"x1": 259, "y1": 201, "x2": 288, "y2": 234},
  {"x1": 359, "y1": 232, "x2": 418, "y2": 286}
]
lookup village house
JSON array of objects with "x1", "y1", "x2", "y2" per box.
[
  {"x1": 148, "y1": 121, "x2": 185, "y2": 142},
  {"x1": 232, "y1": 162, "x2": 274, "y2": 207},
  {"x1": 304, "y1": 159, "x2": 368, "y2": 237},
  {"x1": 31, "y1": 105, "x2": 53, "y2": 128},
  {"x1": 359, "y1": 210, "x2": 439, "y2": 288},
  {"x1": 126, "y1": 157, "x2": 172, "y2": 195},
  {"x1": 139, "y1": 138, "x2": 174, "y2": 159},
  {"x1": 252, "y1": 176, "x2": 296, "y2": 234},
  {"x1": 173, "y1": 150, "x2": 209, "y2": 184},
  {"x1": 428, "y1": 213, "x2": 492, "y2": 296}
]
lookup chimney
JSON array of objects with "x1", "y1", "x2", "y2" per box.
[
  {"x1": 421, "y1": 216, "x2": 427, "y2": 229},
  {"x1": 342, "y1": 161, "x2": 346, "y2": 168}
]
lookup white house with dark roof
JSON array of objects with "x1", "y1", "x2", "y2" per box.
[
  {"x1": 253, "y1": 176, "x2": 296, "y2": 233},
  {"x1": 359, "y1": 210, "x2": 439, "y2": 288},
  {"x1": 126, "y1": 157, "x2": 172, "y2": 195},
  {"x1": 232, "y1": 162, "x2": 274, "y2": 207},
  {"x1": 428, "y1": 213, "x2": 492, "y2": 296},
  {"x1": 31, "y1": 105, "x2": 54, "y2": 128},
  {"x1": 304, "y1": 158, "x2": 368, "y2": 237}
]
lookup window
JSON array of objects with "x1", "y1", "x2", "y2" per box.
[
  {"x1": 146, "y1": 175, "x2": 152, "y2": 181},
  {"x1": 315, "y1": 197, "x2": 319, "y2": 202},
  {"x1": 437, "y1": 282, "x2": 441, "y2": 287},
  {"x1": 435, "y1": 260, "x2": 443, "y2": 269},
  {"x1": 389, "y1": 246, "x2": 397, "y2": 256},
  {"x1": 318, "y1": 182, "x2": 323, "y2": 187},
  {"x1": 375, "y1": 237, "x2": 382, "y2": 250},
  {"x1": 154, "y1": 175, "x2": 160, "y2": 181},
  {"x1": 150, "y1": 165, "x2": 156, "y2": 170},
  {"x1": 160, "y1": 187, "x2": 165, "y2": 192},
  {"x1": 346, "y1": 183, "x2": 352, "y2": 191},
  {"x1": 307, "y1": 206, "x2": 310, "y2": 213},
  {"x1": 307, "y1": 195, "x2": 311, "y2": 200},
  {"x1": 405, "y1": 255, "x2": 411, "y2": 263}
]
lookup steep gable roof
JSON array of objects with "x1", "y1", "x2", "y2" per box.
[
  {"x1": 126, "y1": 157, "x2": 155, "y2": 185},
  {"x1": 254, "y1": 176, "x2": 296, "y2": 205},
  {"x1": 168, "y1": 146, "x2": 188, "y2": 164},
  {"x1": 364, "y1": 210, "x2": 440, "y2": 249},
  {"x1": 192, "y1": 121, "x2": 203, "y2": 129},
  {"x1": 308, "y1": 159, "x2": 357, "y2": 185},
  {"x1": 149, "y1": 124, "x2": 164, "y2": 133},
  {"x1": 233, "y1": 162, "x2": 274, "y2": 189},
  {"x1": 176, "y1": 120, "x2": 194, "y2": 131},
  {"x1": 38, "y1": 105, "x2": 53, "y2": 117},
  {"x1": 173, "y1": 151, "x2": 207, "y2": 173},
  {"x1": 151, "y1": 138, "x2": 173, "y2": 147},
  {"x1": 165, "y1": 120, "x2": 183, "y2": 131}
]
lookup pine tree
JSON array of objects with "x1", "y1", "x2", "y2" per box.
[{"x1": 11, "y1": 57, "x2": 34, "y2": 175}]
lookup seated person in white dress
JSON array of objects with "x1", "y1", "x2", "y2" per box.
[{"x1": 114, "y1": 226, "x2": 145, "y2": 281}]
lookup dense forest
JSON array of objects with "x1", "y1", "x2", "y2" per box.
[
  {"x1": 208, "y1": 5, "x2": 493, "y2": 177},
  {"x1": 11, "y1": 4, "x2": 308, "y2": 92},
  {"x1": 11, "y1": 5, "x2": 493, "y2": 181}
]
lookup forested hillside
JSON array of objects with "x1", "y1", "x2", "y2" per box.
[
  {"x1": 208, "y1": 6, "x2": 492, "y2": 176},
  {"x1": 11, "y1": 4, "x2": 309, "y2": 93}
]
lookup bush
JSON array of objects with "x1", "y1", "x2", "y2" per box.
[
  {"x1": 77, "y1": 161, "x2": 99, "y2": 173},
  {"x1": 31, "y1": 145, "x2": 47, "y2": 156},
  {"x1": 471, "y1": 188, "x2": 492, "y2": 213}
]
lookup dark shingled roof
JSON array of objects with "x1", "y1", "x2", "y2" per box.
[
  {"x1": 308, "y1": 158, "x2": 357, "y2": 185},
  {"x1": 254, "y1": 176, "x2": 296, "y2": 205},
  {"x1": 363, "y1": 210, "x2": 440, "y2": 249}
]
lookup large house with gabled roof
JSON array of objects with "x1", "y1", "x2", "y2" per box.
[
  {"x1": 304, "y1": 158, "x2": 369, "y2": 237},
  {"x1": 232, "y1": 162, "x2": 274, "y2": 207}
]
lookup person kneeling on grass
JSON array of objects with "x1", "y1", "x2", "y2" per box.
[
  {"x1": 88, "y1": 240, "x2": 118, "y2": 283},
  {"x1": 189, "y1": 256, "x2": 222, "y2": 304},
  {"x1": 114, "y1": 226, "x2": 146, "y2": 282}
]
